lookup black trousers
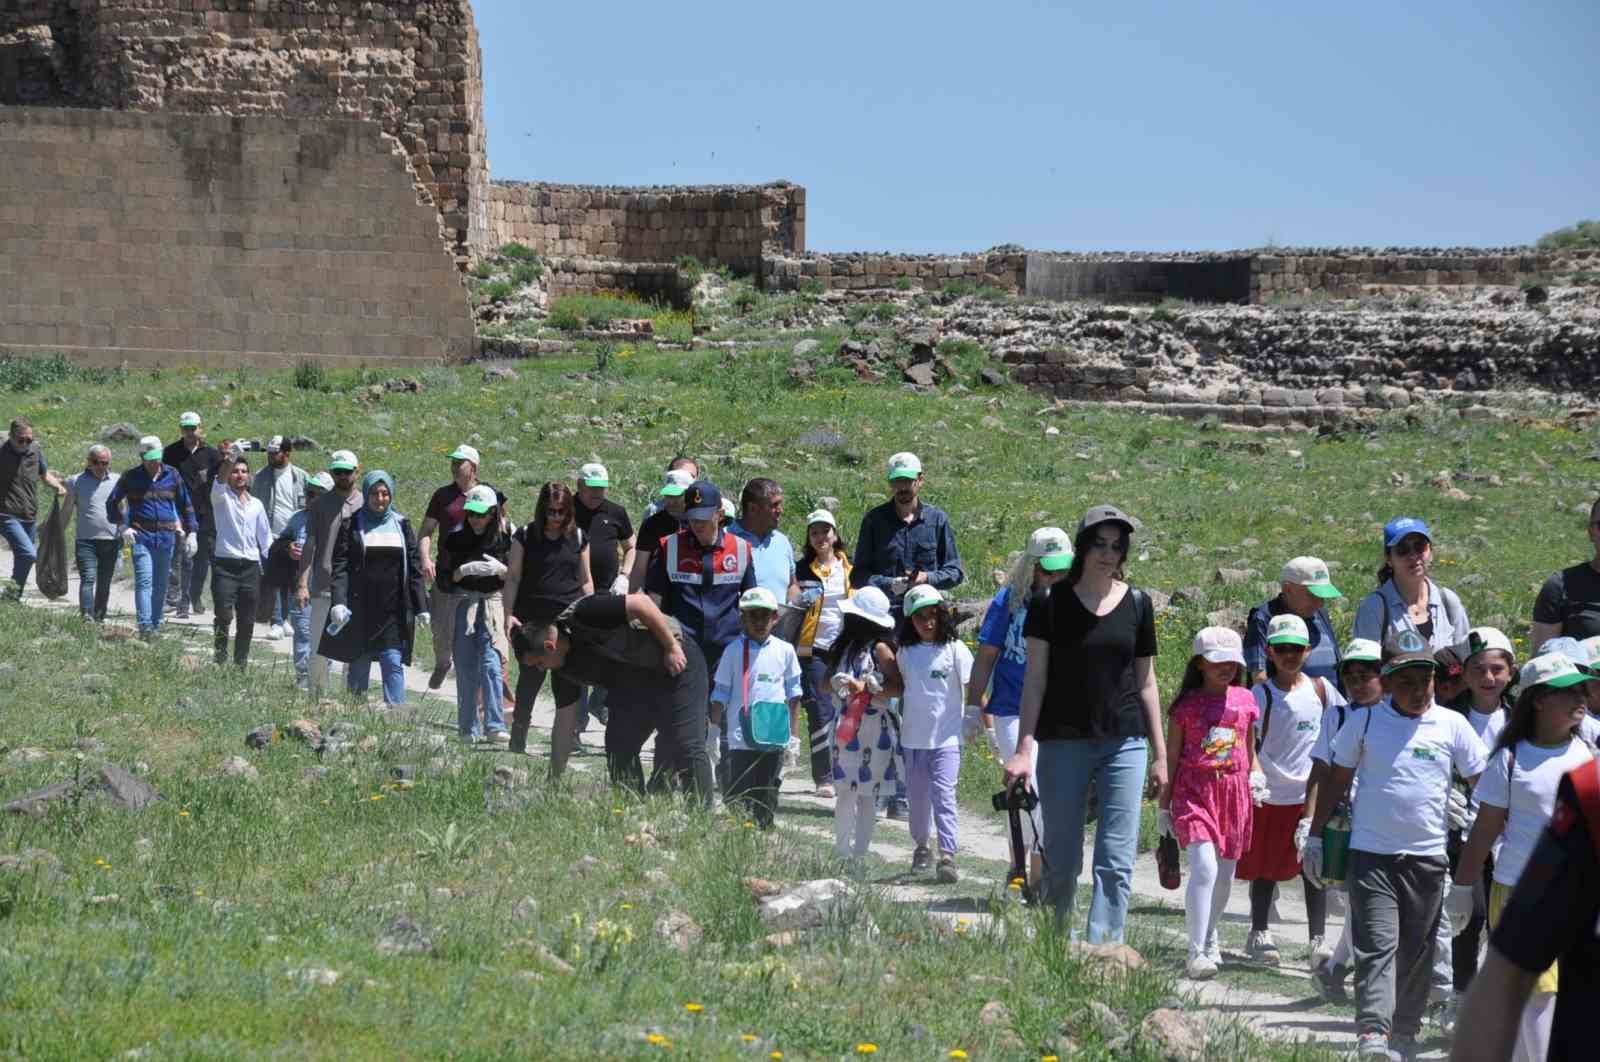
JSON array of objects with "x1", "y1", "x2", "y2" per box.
[
  {"x1": 605, "y1": 639, "x2": 712, "y2": 806},
  {"x1": 509, "y1": 663, "x2": 582, "y2": 753},
  {"x1": 211, "y1": 556, "x2": 260, "y2": 666},
  {"x1": 1251, "y1": 877, "x2": 1327, "y2": 939},
  {"x1": 726, "y1": 749, "x2": 783, "y2": 828},
  {"x1": 1447, "y1": 836, "x2": 1492, "y2": 991}
]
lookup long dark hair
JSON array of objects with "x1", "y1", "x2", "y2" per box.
[
  {"x1": 534, "y1": 481, "x2": 575, "y2": 537},
  {"x1": 1065, "y1": 522, "x2": 1128, "y2": 586},
  {"x1": 799, "y1": 523, "x2": 849, "y2": 567},
  {"x1": 899, "y1": 602, "x2": 956, "y2": 646},
  {"x1": 1495, "y1": 684, "x2": 1584, "y2": 754},
  {"x1": 1167, "y1": 654, "x2": 1244, "y2": 714},
  {"x1": 826, "y1": 615, "x2": 898, "y2": 676}
]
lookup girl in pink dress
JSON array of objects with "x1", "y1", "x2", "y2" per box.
[{"x1": 1157, "y1": 626, "x2": 1259, "y2": 979}]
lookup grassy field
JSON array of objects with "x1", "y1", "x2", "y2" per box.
[{"x1": 1, "y1": 343, "x2": 1595, "y2": 1057}]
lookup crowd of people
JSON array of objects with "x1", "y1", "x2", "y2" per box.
[{"x1": 8, "y1": 410, "x2": 1600, "y2": 1060}]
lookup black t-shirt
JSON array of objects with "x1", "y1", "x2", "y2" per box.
[
  {"x1": 1533, "y1": 562, "x2": 1600, "y2": 641},
  {"x1": 1490, "y1": 769, "x2": 1600, "y2": 1061},
  {"x1": 637, "y1": 508, "x2": 680, "y2": 562},
  {"x1": 511, "y1": 525, "x2": 586, "y2": 620},
  {"x1": 575, "y1": 496, "x2": 633, "y2": 590},
  {"x1": 1022, "y1": 582, "x2": 1157, "y2": 742},
  {"x1": 557, "y1": 593, "x2": 676, "y2": 692},
  {"x1": 162, "y1": 440, "x2": 219, "y2": 526},
  {"x1": 423, "y1": 481, "x2": 507, "y2": 560},
  {"x1": 438, "y1": 523, "x2": 512, "y2": 594}
]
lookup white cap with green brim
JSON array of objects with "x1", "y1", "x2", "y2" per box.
[
  {"x1": 308, "y1": 472, "x2": 335, "y2": 493},
  {"x1": 579, "y1": 462, "x2": 609, "y2": 488},
  {"x1": 1027, "y1": 526, "x2": 1074, "y2": 571},
  {"x1": 721, "y1": 497, "x2": 736, "y2": 519},
  {"x1": 1341, "y1": 638, "x2": 1383, "y2": 664},
  {"x1": 739, "y1": 587, "x2": 779, "y2": 612},
  {"x1": 887, "y1": 451, "x2": 922, "y2": 480},
  {"x1": 139, "y1": 435, "x2": 163, "y2": 461},
  {"x1": 904, "y1": 584, "x2": 944, "y2": 616},
  {"x1": 1520, "y1": 652, "x2": 1591, "y2": 690},
  {"x1": 462, "y1": 484, "x2": 497, "y2": 514},
  {"x1": 178, "y1": 411, "x2": 201, "y2": 428},
  {"x1": 660, "y1": 469, "x2": 693, "y2": 497},
  {"x1": 1280, "y1": 556, "x2": 1341, "y2": 600},
  {"x1": 328, "y1": 450, "x2": 358, "y2": 471},
  {"x1": 1266, "y1": 613, "x2": 1310, "y2": 646},
  {"x1": 448, "y1": 444, "x2": 480, "y2": 465},
  {"x1": 805, "y1": 509, "x2": 836, "y2": 529},
  {"x1": 1463, "y1": 627, "x2": 1514, "y2": 663}
]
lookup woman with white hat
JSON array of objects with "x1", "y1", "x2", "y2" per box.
[
  {"x1": 825, "y1": 585, "x2": 905, "y2": 861},
  {"x1": 793, "y1": 508, "x2": 853, "y2": 796}
]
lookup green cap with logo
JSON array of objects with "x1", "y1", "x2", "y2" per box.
[
  {"x1": 1027, "y1": 526, "x2": 1074, "y2": 571},
  {"x1": 1266, "y1": 613, "x2": 1310, "y2": 647},
  {"x1": 904, "y1": 584, "x2": 944, "y2": 616},
  {"x1": 1280, "y1": 556, "x2": 1341, "y2": 600}
]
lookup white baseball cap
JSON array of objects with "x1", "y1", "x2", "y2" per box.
[
  {"x1": 578, "y1": 462, "x2": 609, "y2": 488},
  {"x1": 266, "y1": 435, "x2": 285, "y2": 454},
  {"x1": 307, "y1": 471, "x2": 335, "y2": 493},
  {"x1": 328, "y1": 449, "x2": 358, "y2": 471},
  {"x1": 739, "y1": 587, "x2": 780, "y2": 612},
  {"x1": 1520, "y1": 653, "x2": 1590, "y2": 691},
  {"x1": 1192, "y1": 626, "x2": 1245, "y2": 666},
  {"x1": 805, "y1": 509, "x2": 836, "y2": 529},
  {"x1": 904, "y1": 584, "x2": 944, "y2": 616},
  {"x1": 660, "y1": 469, "x2": 693, "y2": 497},
  {"x1": 1341, "y1": 638, "x2": 1383, "y2": 664},
  {"x1": 1266, "y1": 613, "x2": 1311, "y2": 647},
  {"x1": 1280, "y1": 556, "x2": 1341, "y2": 599},
  {"x1": 839, "y1": 585, "x2": 895, "y2": 629},
  {"x1": 462, "y1": 484, "x2": 497, "y2": 514},
  {"x1": 448, "y1": 444, "x2": 480, "y2": 466},
  {"x1": 1463, "y1": 627, "x2": 1515, "y2": 663},
  {"x1": 721, "y1": 496, "x2": 737, "y2": 519},
  {"x1": 887, "y1": 451, "x2": 922, "y2": 481},
  {"x1": 1027, "y1": 527, "x2": 1074, "y2": 571},
  {"x1": 139, "y1": 435, "x2": 163, "y2": 460},
  {"x1": 178, "y1": 411, "x2": 201, "y2": 428}
]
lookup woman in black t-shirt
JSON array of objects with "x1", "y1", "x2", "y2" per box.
[
  {"x1": 503, "y1": 481, "x2": 592, "y2": 772},
  {"x1": 1002, "y1": 504, "x2": 1167, "y2": 943}
]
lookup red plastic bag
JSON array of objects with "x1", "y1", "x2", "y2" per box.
[{"x1": 834, "y1": 690, "x2": 871, "y2": 747}]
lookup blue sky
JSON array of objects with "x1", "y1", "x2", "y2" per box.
[{"x1": 476, "y1": 0, "x2": 1597, "y2": 253}]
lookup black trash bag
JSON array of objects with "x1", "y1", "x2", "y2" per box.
[{"x1": 34, "y1": 495, "x2": 68, "y2": 599}]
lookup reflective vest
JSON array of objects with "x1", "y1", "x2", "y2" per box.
[{"x1": 664, "y1": 529, "x2": 750, "y2": 589}]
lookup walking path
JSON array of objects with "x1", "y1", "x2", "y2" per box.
[{"x1": 13, "y1": 559, "x2": 1453, "y2": 1057}]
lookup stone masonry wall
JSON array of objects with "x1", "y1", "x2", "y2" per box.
[
  {"x1": 1249, "y1": 251, "x2": 1563, "y2": 303},
  {"x1": 761, "y1": 249, "x2": 1027, "y2": 292},
  {"x1": 487, "y1": 181, "x2": 805, "y2": 276},
  {"x1": 0, "y1": 107, "x2": 475, "y2": 366},
  {"x1": 0, "y1": 0, "x2": 488, "y2": 261}
]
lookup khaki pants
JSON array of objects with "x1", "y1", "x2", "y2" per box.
[{"x1": 430, "y1": 584, "x2": 455, "y2": 672}]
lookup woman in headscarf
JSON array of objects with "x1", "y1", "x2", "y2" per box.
[{"x1": 321, "y1": 470, "x2": 428, "y2": 704}]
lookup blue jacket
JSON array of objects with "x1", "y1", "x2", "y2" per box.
[
  {"x1": 645, "y1": 527, "x2": 757, "y2": 659},
  {"x1": 849, "y1": 500, "x2": 964, "y2": 598},
  {"x1": 106, "y1": 463, "x2": 197, "y2": 550}
]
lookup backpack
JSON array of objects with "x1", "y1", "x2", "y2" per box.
[
  {"x1": 738, "y1": 637, "x2": 791, "y2": 752},
  {"x1": 1258, "y1": 675, "x2": 1327, "y2": 750}
]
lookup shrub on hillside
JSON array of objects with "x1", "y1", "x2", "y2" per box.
[{"x1": 1537, "y1": 220, "x2": 1600, "y2": 250}]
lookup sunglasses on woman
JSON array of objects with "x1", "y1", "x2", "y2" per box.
[{"x1": 1390, "y1": 539, "x2": 1428, "y2": 557}]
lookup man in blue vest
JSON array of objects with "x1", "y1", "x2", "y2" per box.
[{"x1": 646, "y1": 480, "x2": 756, "y2": 800}]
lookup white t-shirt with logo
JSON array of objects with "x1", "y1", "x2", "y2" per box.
[
  {"x1": 711, "y1": 634, "x2": 803, "y2": 753},
  {"x1": 897, "y1": 640, "x2": 975, "y2": 750},
  {"x1": 1475, "y1": 737, "x2": 1595, "y2": 888},
  {"x1": 1332, "y1": 701, "x2": 1488, "y2": 857},
  {"x1": 1254, "y1": 676, "x2": 1345, "y2": 806}
]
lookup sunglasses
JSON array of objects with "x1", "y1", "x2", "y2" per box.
[
  {"x1": 331, "y1": 469, "x2": 355, "y2": 476},
  {"x1": 1088, "y1": 539, "x2": 1128, "y2": 554},
  {"x1": 1390, "y1": 540, "x2": 1429, "y2": 557},
  {"x1": 545, "y1": 508, "x2": 570, "y2": 519},
  {"x1": 1270, "y1": 643, "x2": 1308, "y2": 654}
]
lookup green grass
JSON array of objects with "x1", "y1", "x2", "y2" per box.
[{"x1": 547, "y1": 292, "x2": 660, "y2": 331}]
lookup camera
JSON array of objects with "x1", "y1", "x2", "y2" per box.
[{"x1": 992, "y1": 785, "x2": 1038, "y2": 813}]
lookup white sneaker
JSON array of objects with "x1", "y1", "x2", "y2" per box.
[
  {"x1": 1309, "y1": 934, "x2": 1333, "y2": 966},
  {"x1": 1204, "y1": 936, "x2": 1223, "y2": 967},
  {"x1": 1185, "y1": 954, "x2": 1218, "y2": 980},
  {"x1": 1247, "y1": 929, "x2": 1280, "y2": 965},
  {"x1": 268, "y1": 622, "x2": 286, "y2": 639}
]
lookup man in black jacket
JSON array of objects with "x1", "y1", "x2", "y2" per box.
[{"x1": 162, "y1": 411, "x2": 219, "y2": 618}]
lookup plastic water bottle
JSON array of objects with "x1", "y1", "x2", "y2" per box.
[{"x1": 325, "y1": 611, "x2": 349, "y2": 637}]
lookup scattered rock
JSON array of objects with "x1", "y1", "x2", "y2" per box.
[
  {"x1": 655, "y1": 910, "x2": 702, "y2": 954},
  {"x1": 741, "y1": 876, "x2": 783, "y2": 899},
  {"x1": 98, "y1": 422, "x2": 142, "y2": 443},
  {"x1": 218, "y1": 756, "x2": 259, "y2": 782},
  {"x1": 285, "y1": 719, "x2": 323, "y2": 747},
  {"x1": 481, "y1": 365, "x2": 517, "y2": 383},
  {"x1": 1205, "y1": 607, "x2": 1248, "y2": 632},
  {"x1": 0, "y1": 847, "x2": 60, "y2": 875},
  {"x1": 978, "y1": 1000, "x2": 1012, "y2": 1027},
  {"x1": 377, "y1": 915, "x2": 435, "y2": 957},
  {"x1": 6, "y1": 747, "x2": 50, "y2": 766},
  {"x1": 80, "y1": 673, "x2": 113, "y2": 693},
  {"x1": 1213, "y1": 567, "x2": 1260, "y2": 586},
  {"x1": 1077, "y1": 1000, "x2": 1128, "y2": 1042},
  {"x1": 299, "y1": 766, "x2": 330, "y2": 783},
  {"x1": 512, "y1": 896, "x2": 539, "y2": 920},
  {"x1": 1137, "y1": 1007, "x2": 1207, "y2": 1061},
  {"x1": 286, "y1": 967, "x2": 340, "y2": 987},
  {"x1": 757, "y1": 878, "x2": 854, "y2": 932},
  {"x1": 764, "y1": 930, "x2": 801, "y2": 948},
  {"x1": 792, "y1": 338, "x2": 819, "y2": 357},
  {"x1": 643, "y1": 868, "x2": 671, "y2": 887},
  {"x1": 1171, "y1": 586, "x2": 1207, "y2": 606},
  {"x1": 1066, "y1": 940, "x2": 1146, "y2": 975},
  {"x1": 903, "y1": 361, "x2": 937, "y2": 388},
  {"x1": 533, "y1": 944, "x2": 575, "y2": 975},
  {"x1": 245, "y1": 724, "x2": 280, "y2": 750},
  {"x1": 493, "y1": 765, "x2": 529, "y2": 788},
  {"x1": 4, "y1": 763, "x2": 163, "y2": 816},
  {"x1": 178, "y1": 654, "x2": 203, "y2": 673},
  {"x1": 979, "y1": 366, "x2": 1007, "y2": 387}
]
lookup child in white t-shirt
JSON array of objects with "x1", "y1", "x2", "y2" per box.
[
  {"x1": 712, "y1": 588, "x2": 803, "y2": 829},
  {"x1": 896, "y1": 585, "x2": 974, "y2": 884},
  {"x1": 1450, "y1": 651, "x2": 1596, "y2": 1062},
  {"x1": 1240, "y1": 614, "x2": 1345, "y2": 965}
]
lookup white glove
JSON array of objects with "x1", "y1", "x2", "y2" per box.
[
  {"x1": 961, "y1": 707, "x2": 984, "y2": 743},
  {"x1": 863, "y1": 671, "x2": 884, "y2": 695},
  {"x1": 327, "y1": 605, "x2": 351, "y2": 633},
  {"x1": 1156, "y1": 809, "x2": 1174, "y2": 838},
  {"x1": 1445, "y1": 883, "x2": 1475, "y2": 935},
  {"x1": 1301, "y1": 836, "x2": 1324, "y2": 888},
  {"x1": 121, "y1": 527, "x2": 136, "y2": 546},
  {"x1": 1249, "y1": 771, "x2": 1270, "y2": 807},
  {"x1": 455, "y1": 558, "x2": 507, "y2": 579},
  {"x1": 415, "y1": 612, "x2": 430, "y2": 628},
  {"x1": 889, "y1": 577, "x2": 910, "y2": 597},
  {"x1": 1293, "y1": 816, "x2": 1312, "y2": 857},
  {"x1": 610, "y1": 574, "x2": 630, "y2": 596},
  {"x1": 830, "y1": 672, "x2": 854, "y2": 700},
  {"x1": 1447, "y1": 787, "x2": 1471, "y2": 832},
  {"x1": 184, "y1": 533, "x2": 198, "y2": 558}
]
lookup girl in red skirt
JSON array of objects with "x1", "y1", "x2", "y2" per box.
[
  {"x1": 1157, "y1": 626, "x2": 1258, "y2": 980},
  {"x1": 1239, "y1": 614, "x2": 1347, "y2": 964}
]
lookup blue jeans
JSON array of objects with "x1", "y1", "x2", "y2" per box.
[
  {"x1": 452, "y1": 597, "x2": 506, "y2": 739},
  {"x1": 800, "y1": 654, "x2": 837, "y2": 784},
  {"x1": 130, "y1": 537, "x2": 175, "y2": 631},
  {"x1": 174, "y1": 528, "x2": 212, "y2": 609},
  {"x1": 347, "y1": 647, "x2": 406, "y2": 704},
  {"x1": 289, "y1": 598, "x2": 312, "y2": 685},
  {"x1": 75, "y1": 538, "x2": 119, "y2": 619},
  {"x1": 1036, "y1": 736, "x2": 1149, "y2": 943},
  {"x1": 0, "y1": 516, "x2": 37, "y2": 589}
]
